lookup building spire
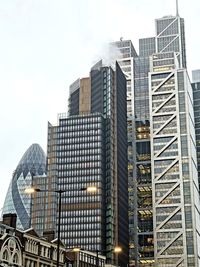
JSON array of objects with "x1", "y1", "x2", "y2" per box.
[{"x1": 176, "y1": 0, "x2": 179, "y2": 16}]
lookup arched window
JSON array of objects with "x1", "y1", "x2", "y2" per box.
[
  {"x1": 13, "y1": 253, "x2": 19, "y2": 264},
  {"x1": 2, "y1": 250, "x2": 9, "y2": 261}
]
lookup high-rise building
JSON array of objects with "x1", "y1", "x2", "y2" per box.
[
  {"x1": 31, "y1": 174, "x2": 49, "y2": 235},
  {"x1": 112, "y1": 3, "x2": 195, "y2": 267},
  {"x1": 112, "y1": 38, "x2": 154, "y2": 266},
  {"x1": 155, "y1": 14, "x2": 186, "y2": 68},
  {"x1": 150, "y1": 52, "x2": 200, "y2": 266},
  {"x1": 192, "y1": 70, "x2": 200, "y2": 83},
  {"x1": 46, "y1": 61, "x2": 128, "y2": 267},
  {"x1": 133, "y1": 8, "x2": 189, "y2": 267},
  {"x1": 148, "y1": 7, "x2": 200, "y2": 266},
  {"x1": 192, "y1": 70, "x2": 200, "y2": 187},
  {"x1": 2, "y1": 144, "x2": 46, "y2": 230},
  {"x1": 110, "y1": 40, "x2": 138, "y2": 264},
  {"x1": 139, "y1": 37, "x2": 156, "y2": 57},
  {"x1": 133, "y1": 55, "x2": 153, "y2": 267},
  {"x1": 111, "y1": 40, "x2": 154, "y2": 266}
]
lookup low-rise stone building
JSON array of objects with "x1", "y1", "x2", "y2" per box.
[
  {"x1": 0, "y1": 214, "x2": 106, "y2": 267},
  {"x1": 0, "y1": 214, "x2": 66, "y2": 267}
]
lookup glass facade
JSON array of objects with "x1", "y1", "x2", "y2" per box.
[
  {"x1": 111, "y1": 10, "x2": 189, "y2": 267},
  {"x1": 2, "y1": 144, "x2": 46, "y2": 230},
  {"x1": 31, "y1": 174, "x2": 49, "y2": 235},
  {"x1": 49, "y1": 114, "x2": 105, "y2": 251},
  {"x1": 192, "y1": 81, "x2": 200, "y2": 187},
  {"x1": 155, "y1": 16, "x2": 186, "y2": 68},
  {"x1": 111, "y1": 40, "x2": 137, "y2": 265},
  {"x1": 192, "y1": 70, "x2": 200, "y2": 83},
  {"x1": 150, "y1": 53, "x2": 200, "y2": 266},
  {"x1": 134, "y1": 56, "x2": 153, "y2": 267},
  {"x1": 46, "y1": 62, "x2": 128, "y2": 267},
  {"x1": 113, "y1": 40, "x2": 153, "y2": 267},
  {"x1": 139, "y1": 37, "x2": 156, "y2": 57}
]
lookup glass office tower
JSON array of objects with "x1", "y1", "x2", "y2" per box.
[
  {"x1": 134, "y1": 55, "x2": 153, "y2": 266},
  {"x1": 192, "y1": 71, "x2": 200, "y2": 187},
  {"x1": 48, "y1": 113, "x2": 106, "y2": 249},
  {"x1": 111, "y1": 40, "x2": 138, "y2": 264},
  {"x1": 149, "y1": 52, "x2": 200, "y2": 267},
  {"x1": 133, "y1": 9, "x2": 188, "y2": 267},
  {"x1": 192, "y1": 70, "x2": 200, "y2": 83},
  {"x1": 46, "y1": 61, "x2": 128, "y2": 267},
  {"x1": 2, "y1": 144, "x2": 46, "y2": 230},
  {"x1": 112, "y1": 6, "x2": 191, "y2": 267},
  {"x1": 155, "y1": 15, "x2": 186, "y2": 68},
  {"x1": 112, "y1": 40, "x2": 154, "y2": 266}
]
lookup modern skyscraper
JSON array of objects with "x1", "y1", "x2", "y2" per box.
[
  {"x1": 46, "y1": 61, "x2": 128, "y2": 267},
  {"x1": 133, "y1": 8, "x2": 189, "y2": 267},
  {"x1": 111, "y1": 39, "x2": 153, "y2": 266},
  {"x1": 139, "y1": 37, "x2": 156, "y2": 57},
  {"x1": 110, "y1": 40, "x2": 138, "y2": 264},
  {"x1": 31, "y1": 174, "x2": 49, "y2": 235},
  {"x1": 2, "y1": 144, "x2": 46, "y2": 230},
  {"x1": 148, "y1": 7, "x2": 200, "y2": 266},
  {"x1": 112, "y1": 38, "x2": 154, "y2": 266},
  {"x1": 112, "y1": 3, "x2": 195, "y2": 267},
  {"x1": 192, "y1": 70, "x2": 200, "y2": 187},
  {"x1": 155, "y1": 14, "x2": 186, "y2": 68},
  {"x1": 192, "y1": 70, "x2": 200, "y2": 83},
  {"x1": 150, "y1": 52, "x2": 200, "y2": 266},
  {"x1": 133, "y1": 54, "x2": 153, "y2": 267}
]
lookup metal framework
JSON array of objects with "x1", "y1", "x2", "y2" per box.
[
  {"x1": 149, "y1": 52, "x2": 200, "y2": 266},
  {"x1": 155, "y1": 15, "x2": 186, "y2": 68},
  {"x1": 149, "y1": 55, "x2": 186, "y2": 266}
]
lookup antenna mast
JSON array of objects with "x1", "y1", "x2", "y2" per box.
[{"x1": 176, "y1": 0, "x2": 179, "y2": 16}]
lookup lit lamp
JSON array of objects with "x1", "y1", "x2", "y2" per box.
[
  {"x1": 114, "y1": 246, "x2": 122, "y2": 253},
  {"x1": 114, "y1": 246, "x2": 122, "y2": 266},
  {"x1": 66, "y1": 248, "x2": 80, "y2": 267},
  {"x1": 95, "y1": 246, "x2": 122, "y2": 267},
  {"x1": 81, "y1": 186, "x2": 97, "y2": 193}
]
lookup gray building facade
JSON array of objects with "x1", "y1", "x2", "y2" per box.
[
  {"x1": 46, "y1": 61, "x2": 128, "y2": 267},
  {"x1": 150, "y1": 52, "x2": 200, "y2": 266},
  {"x1": 112, "y1": 5, "x2": 192, "y2": 267},
  {"x1": 192, "y1": 72, "x2": 200, "y2": 188}
]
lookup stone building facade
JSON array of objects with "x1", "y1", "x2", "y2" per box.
[{"x1": 0, "y1": 214, "x2": 106, "y2": 267}]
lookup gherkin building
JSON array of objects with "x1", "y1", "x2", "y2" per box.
[{"x1": 2, "y1": 144, "x2": 46, "y2": 230}]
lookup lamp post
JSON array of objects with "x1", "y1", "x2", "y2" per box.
[
  {"x1": 25, "y1": 186, "x2": 97, "y2": 267},
  {"x1": 56, "y1": 189, "x2": 64, "y2": 267},
  {"x1": 113, "y1": 246, "x2": 122, "y2": 267},
  {"x1": 94, "y1": 246, "x2": 122, "y2": 267},
  {"x1": 96, "y1": 250, "x2": 99, "y2": 267}
]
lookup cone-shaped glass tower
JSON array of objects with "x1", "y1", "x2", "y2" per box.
[{"x1": 2, "y1": 144, "x2": 46, "y2": 229}]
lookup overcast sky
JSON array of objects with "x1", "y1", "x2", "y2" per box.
[{"x1": 0, "y1": 0, "x2": 199, "y2": 208}]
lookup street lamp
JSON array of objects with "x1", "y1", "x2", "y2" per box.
[
  {"x1": 113, "y1": 246, "x2": 122, "y2": 266},
  {"x1": 94, "y1": 246, "x2": 122, "y2": 267},
  {"x1": 25, "y1": 186, "x2": 97, "y2": 267},
  {"x1": 113, "y1": 246, "x2": 122, "y2": 253}
]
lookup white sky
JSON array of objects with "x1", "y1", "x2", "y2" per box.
[{"x1": 0, "y1": 0, "x2": 199, "y2": 208}]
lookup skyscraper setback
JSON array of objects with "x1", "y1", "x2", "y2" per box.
[{"x1": 46, "y1": 61, "x2": 129, "y2": 267}]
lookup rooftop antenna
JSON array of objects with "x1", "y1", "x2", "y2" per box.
[{"x1": 176, "y1": 0, "x2": 179, "y2": 16}]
